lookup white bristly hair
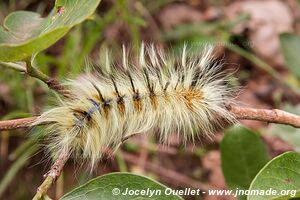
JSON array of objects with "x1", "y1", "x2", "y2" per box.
[{"x1": 34, "y1": 44, "x2": 237, "y2": 168}]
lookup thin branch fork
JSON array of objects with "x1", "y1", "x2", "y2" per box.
[{"x1": 32, "y1": 152, "x2": 69, "y2": 200}]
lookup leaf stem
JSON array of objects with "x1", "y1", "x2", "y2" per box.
[
  {"x1": 25, "y1": 59, "x2": 50, "y2": 83},
  {"x1": 0, "y1": 60, "x2": 69, "y2": 98}
]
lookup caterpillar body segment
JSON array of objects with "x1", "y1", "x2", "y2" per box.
[{"x1": 35, "y1": 45, "x2": 236, "y2": 168}]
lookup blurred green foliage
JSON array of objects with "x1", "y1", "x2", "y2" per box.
[{"x1": 1, "y1": 0, "x2": 300, "y2": 200}]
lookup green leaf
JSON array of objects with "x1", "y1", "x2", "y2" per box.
[
  {"x1": 280, "y1": 33, "x2": 300, "y2": 79},
  {"x1": 0, "y1": 0, "x2": 101, "y2": 62},
  {"x1": 61, "y1": 172, "x2": 183, "y2": 200},
  {"x1": 221, "y1": 125, "x2": 269, "y2": 199},
  {"x1": 248, "y1": 152, "x2": 300, "y2": 200}
]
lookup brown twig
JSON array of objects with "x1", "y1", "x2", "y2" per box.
[
  {"x1": 1, "y1": 106, "x2": 300, "y2": 131},
  {"x1": 0, "y1": 117, "x2": 37, "y2": 130},
  {"x1": 1, "y1": 55, "x2": 68, "y2": 200},
  {"x1": 228, "y1": 105, "x2": 300, "y2": 128},
  {"x1": 0, "y1": 105, "x2": 298, "y2": 199},
  {"x1": 46, "y1": 79, "x2": 70, "y2": 98},
  {"x1": 32, "y1": 151, "x2": 69, "y2": 200}
]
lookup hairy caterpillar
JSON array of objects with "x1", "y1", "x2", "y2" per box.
[{"x1": 35, "y1": 44, "x2": 237, "y2": 168}]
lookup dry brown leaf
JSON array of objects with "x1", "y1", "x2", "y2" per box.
[
  {"x1": 202, "y1": 150, "x2": 235, "y2": 200},
  {"x1": 226, "y1": 0, "x2": 294, "y2": 66},
  {"x1": 159, "y1": 4, "x2": 204, "y2": 30},
  {"x1": 202, "y1": 150, "x2": 226, "y2": 189}
]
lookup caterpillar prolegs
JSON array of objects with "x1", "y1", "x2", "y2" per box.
[{"x1": 35, "y1": 45, "x2": 237, "y2": 168}]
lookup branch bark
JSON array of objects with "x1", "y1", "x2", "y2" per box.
[
  {"x1": 0, "y1": 105, "x2": 299, "y2": 199},
  {"x1": 32, "y1": 151, "x2": 69, "y2": 200},
  {"x1": 1, "y1": 106, "x2": 300, "y2": 131},
  {"x1": 228, "y1": 105, "x2": 300, "y2": 128},
  {"x1": 0, "y1": 117, "x2": 37, "y2": 130}
]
